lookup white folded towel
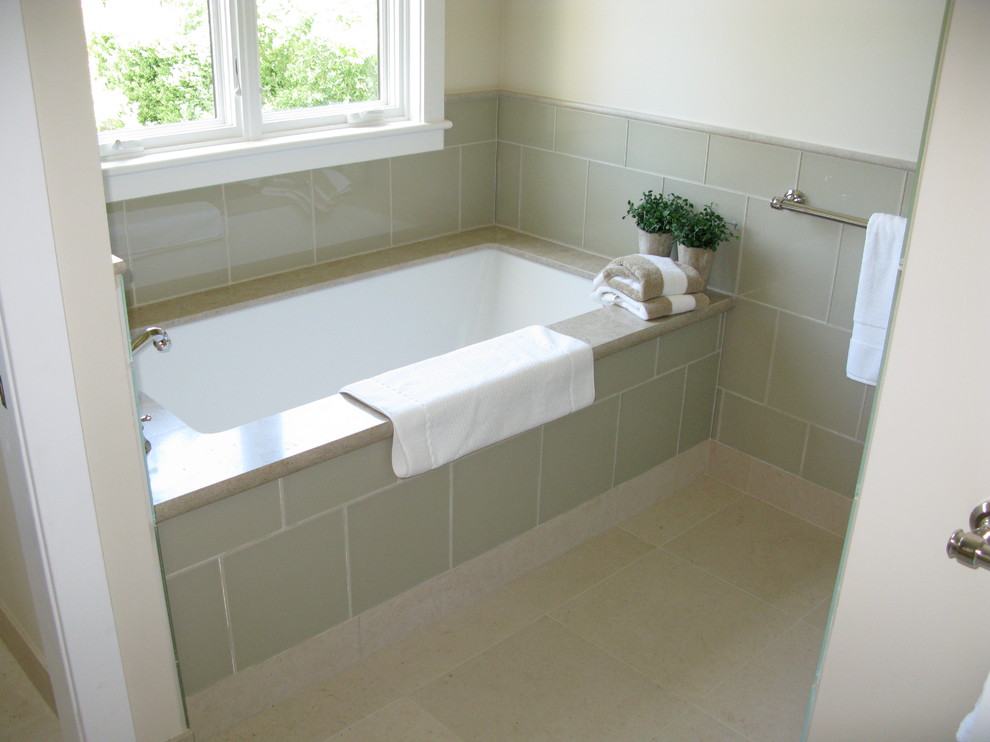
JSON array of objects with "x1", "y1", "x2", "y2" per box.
[
  {"x1": 846, "y1": 213, "x2": 908, "y2": 385},
  {"x1": 958, "y1": 670, "x2": 990, "y2": 742},
  {"x1": 593, "y1": 286, "x2": 709, "y2": 321},
  {"x1": 341, "y1": 326, "x2": 595, "y2": 478},
  {"x1": 592, "y1": 255, "x2": 704, "y2": 301}
]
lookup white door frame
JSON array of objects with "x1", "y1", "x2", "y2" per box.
[{"x1": 0, "y1": 1, "x2": 187, "y2": 740}]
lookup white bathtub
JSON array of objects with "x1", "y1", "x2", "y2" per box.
[{"x1": 134, "y1": 247, "x2": 595, "y2": 434}]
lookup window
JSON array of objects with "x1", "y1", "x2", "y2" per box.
[{"x1": 82, "y1": 0, "x2": 446, "y2": 201}]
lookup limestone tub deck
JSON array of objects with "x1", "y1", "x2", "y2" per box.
[{"x1": 128, "y1": 226, "x2": 734, "y2": 521}]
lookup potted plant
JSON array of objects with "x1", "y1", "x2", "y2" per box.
[
  {"x1": 623, "y1": 191, "x2": 693, "y2": 257},
  {"x1": 672, "y1": 202, "x2": 738, "y2": 285}
]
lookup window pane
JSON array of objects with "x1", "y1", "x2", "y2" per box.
[
  {"x1": 256, "y1": 0, "x2": 380, "y2": 113},
  {"x1": 81, "y1": 0, "x2": 216, "y2": 133}
]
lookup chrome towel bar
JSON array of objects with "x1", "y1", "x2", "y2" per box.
[{"x1": 770, "y1": 188, "x2": 869, "y2": 228}]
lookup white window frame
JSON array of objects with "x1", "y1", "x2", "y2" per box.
[{"x1": 98, "y1": 0, "x2": 447, "y2": 202}]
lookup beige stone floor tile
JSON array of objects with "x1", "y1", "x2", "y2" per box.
[
  {"x1": 653, "y1": 706, "x2": 749, "y2": 741},
  {"x1": 358, "y1": 588, "x2": 542, "y2": 695},
  {"x1": 504, "y1": 527, "x2": 656, "y2": 613},
  {"x1": 4, "y1": 715, "x2": 63, "y2": 742},
  {"x1": 664, "y1": 496, "x2": 843, "y2": 618},
  {"x1": 0, "y1": 645, "x2": 56, "y2": 740},
  {"x1": 412, "y1": 617, "x2": 686, "y2": 742},
  {"x1": 205, "y1": 662, "x2": 400, "y2": 742},
  {"x1": 619, "y1": 475, "x2": 744, "y2": 546},
  {"x1": 323, "y1": 698, "x2": 465, "y2": 741},
  {"x1": 551, "y1": 549, "x2": 793, "y2": 702},
  {"x1": 698, "y1": 620, "x2": 825, "y2": 742}
]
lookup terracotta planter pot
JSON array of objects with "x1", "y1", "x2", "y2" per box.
[
  {"x1": 637, "y1": 229, "x2": 674, "y2": 257},
  {"x1": 676, "y1": 243, "x2": 716, "y2": 286}
]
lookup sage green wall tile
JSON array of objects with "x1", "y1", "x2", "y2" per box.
[
  {"x1": 802, "y1": 427, "x2": 864, "y2": 497},
  {"x1": 165, "y1": 561, "x2": 232, "y2": 694},
  {"x1": 495, "y1": 142, "x2": 521, "y2": 228},
  {"x1": 519, "y1": 148, "x2": 588, "y2": 247},
  {"x1": 594, "y1": 340, "x2": 659, "y2": 400},
  {"x1": 717, "y1": 392, "x2": 807, "y2": 475},
  {"x1": 857, "y1": 386, "x2": 876, "y2": 442},
  {"x1": 658, "y1": 315, "x2": 720, "y2": 373},
  {"x1": 125, "y1": 186, "x2": 230, "y2": 304},
  {"x1": 900, "y1": 170, "x2": 918, "y2": 218},
  {"x1": 158, "y1": 481, "x2": 281, "y2": 574},
  {"x1": 452, "y1": 430, "x2": 541, "y2": 565},
  {"x1": 461, "y1": 142, "x2": 497, "y2": 230},
  {"x1": 680, "y1": 354, "x2": 719, "y2": 452},
  {"x1": 314, "y1": 161, "x2": 391, "y2": 263},
  {"x1": 554, "y1": 108, "x2": 626, "y2": 165},
  {"x1": 797, "y1": 153, "x2": 907, "y2": 222},
  {"x1": 583, "y1": 162, "x2": 662, "y2": 258},
  {"x1": 615, "y1": 369, "x2": 684, "y2": 483},
  {"x1": 349, "y1": 467, "x2": 450, "y2": 614},
  {"x1": 227, "y1": 173, "x2": 315, "y2": 282},
  {"x1": 283, "y1": 439, "x2": 396, "y2": 524},
  {"x1": 661, "y1": 179, "x2": 746, "y2": 295},
  {"x1": 498, "y1": 97, "x2": 555, "y2": 150},
  {"x1": 719, "y1": 299, "x2": 777, "y2": 402},
  {"x1": 767, "y1": 313, "x2": 865, "y2": 437},
  {"x1": 626, "y1": 121, "x2": 708, "y2": 183},
  {"x1": 706, "y1": 136, "x2": 800, "y2": 200},
  {"x1": 224, "y1": 511, "x2": 349, "y2": 669},
  {"x1": 828, "y1": 225, "x2": 867, "y2": 331},
  {"x1": 540, "y1": 398, "x2": 620, "y2": 523},
  {"x1": 392, "y1": 148, "x2": 461, "y2": 244},
  {"x1": 445, "y1": 97, "x2": 497, "y2": 146},
  {"x1": 738, "y1": 196, "x2": 841, "y2": 320}
]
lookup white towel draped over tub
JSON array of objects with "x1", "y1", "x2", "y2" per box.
[
  {"x1": 341, "y1": 326, "x2": 595, "y2": 478},
  {"x1": 846, "y1": 212, "x2": 908, "y2": 385}
]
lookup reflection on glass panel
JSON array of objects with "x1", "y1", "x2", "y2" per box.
[
  {"x1": 81, "y1": 0, "x2": 216, "y2": 132},
  {"x1": 256, "y1": 0, "x2": 380, "y2": 112}
]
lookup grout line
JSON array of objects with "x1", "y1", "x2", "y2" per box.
[
  {"x1": 580, "y1": 159, "x2": 590, "y2": 249},
  {"x1": 343, "y1": 506, "x2": 354, "y2": 619},
  {"x1": 448, "y1": 465, "x2": 455, "y2": 570},
  {"x1": 823, "y1": 223, "x2": 845, "y2": 325},
  {"x1": 762, "y1": 309, "x2": 781, "y2": 405},
  {"x1": 535, "y1": 426, "x2": 545, "y2": 525},
  {"x1": 221, "y1": 183, "x2": 233, "y2": 284},
  {"x1": 217, "y1": 557, "x2": 238, "y2": 673},
  {"x1": 702, "y1": 132, "x2": 712, "y2": 184},
  {"x1": 308, "y1": 170, "x2": 317, "y2": 263}
]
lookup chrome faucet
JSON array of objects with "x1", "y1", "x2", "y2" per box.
[{"x1": 131, "y1": 326, "x2": 171, "y2": 354}]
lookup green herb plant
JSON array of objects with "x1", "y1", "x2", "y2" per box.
[
  {"x1": 672, "y1": 202, "x2": 738, "y2": 251},
  {"x1": 623, "y1": 191, "x2": 693, "y2": 235}
]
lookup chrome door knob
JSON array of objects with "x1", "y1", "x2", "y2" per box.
[{"x1": 947, "y1": 501, "x2": 990, "y2": 571}]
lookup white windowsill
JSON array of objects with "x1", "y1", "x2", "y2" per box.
[{"x1": 101, "y1": 118, "x2": 452, "y2": 202}]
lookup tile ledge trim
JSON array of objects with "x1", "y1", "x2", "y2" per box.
[{"x1": 495, "y1": 89, "x2": 917, "y2": 172}]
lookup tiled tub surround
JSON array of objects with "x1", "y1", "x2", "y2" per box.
[
  {"x1": 138, "y1": 229, "x2": 732, "y2": 734},
  {"x1": 115, "y1": 92, "x2": 917, "y2": 505},
  {"x1": 491, "y1": 92, "x2": 916, "y2": 501}
]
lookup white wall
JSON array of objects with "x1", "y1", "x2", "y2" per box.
[
  {"x1": 445, "y1": 0, "x2": 502, "y2": 92},
  {"x1": 499, "y1": 0, "x2": 945, "y2": 161}
]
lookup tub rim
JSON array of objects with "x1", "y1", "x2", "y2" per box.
[{"x1": 135, "y1": 227, "x2": 734, "y2": 521}]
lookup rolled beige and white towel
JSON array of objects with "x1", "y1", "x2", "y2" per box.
[
  {"x1": 593, "y1": 286, "x2": 710, "y2": 321},
  {"x1": 593, "y1": 254, "x2": 705, "y2": 302}
]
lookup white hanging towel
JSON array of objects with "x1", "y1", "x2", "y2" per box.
[
  {"x1": 958, "y1": 671, "x2": 990, "y2": 742},
  {"x1": 846, "y1": 213, "x2": 908, "y2": 386},
  {"x1": 341, "y1": 326, "x2": 595, "y2": 478}
]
